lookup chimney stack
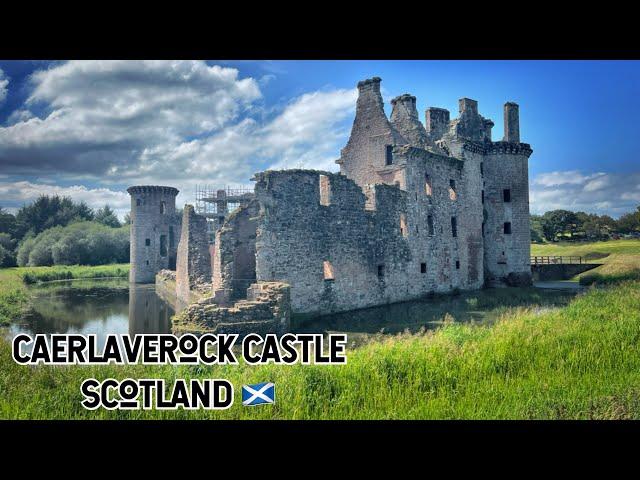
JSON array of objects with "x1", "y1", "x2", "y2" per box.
[{"x1": 503, "y1": 102, "x2": 520, "y2": 143}]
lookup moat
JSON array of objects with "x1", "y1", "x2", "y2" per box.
[{"x1": 4, "y1": 278, "x2": 581, "y2": 347}]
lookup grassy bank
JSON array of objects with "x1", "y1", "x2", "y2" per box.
[
  {"x1": 2, "y1": 275, "x2": 640, "y2": 419},
  {"x1": 531, "y1": 239, "x2": 640, "y2": 285},
  {"x1": 0, "y1": 264, "x2": 129, "y2": 325}
]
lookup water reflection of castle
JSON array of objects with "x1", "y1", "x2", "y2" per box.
[{"x1": 128, "y1": 285, "x2": 174, "y2": 335}]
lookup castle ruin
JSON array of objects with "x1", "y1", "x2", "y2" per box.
[{"x1": 128, "y1": 76, "x2": 533, "y2": 334}]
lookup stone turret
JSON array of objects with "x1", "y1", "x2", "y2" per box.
[
  {"x1": 127, "y1": 185, "x2": 179, "y2": 283},
  {"x1": 390, "y1": 94, "x2": 428, "y2": 148},
  {"x1": 503, "y1": 102, "x2": 520, "y2": 143}
]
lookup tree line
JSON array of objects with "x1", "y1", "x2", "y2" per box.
[
  {"x1": 531, "y1": 206, "x2": 640, "y2": 243},
  {"x1": 0, "y1": 195, "x2": 130, "y2": 267}
]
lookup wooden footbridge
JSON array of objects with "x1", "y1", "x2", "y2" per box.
[{"x1": 530, "y1": 256, "x2": 601, "y2": 281}]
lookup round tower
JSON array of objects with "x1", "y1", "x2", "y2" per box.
[{"x1": 127, "y1": 185, "x2": 180, "y2": 283}]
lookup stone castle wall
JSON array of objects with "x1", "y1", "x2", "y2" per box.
[{"x1": 175, "y1": 205, "x2": 212, "y2": 303}]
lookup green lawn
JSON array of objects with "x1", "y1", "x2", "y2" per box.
[
  {"x1": 1, "y1": 245, "x2": 640, "y2": 419},
  {"x1": 531, "y1": 239, "x2": 640, "y2": 285}
]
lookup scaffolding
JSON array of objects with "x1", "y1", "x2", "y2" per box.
[{"x1": 195, "y1": 185, "x2": 255, "y2": 243}]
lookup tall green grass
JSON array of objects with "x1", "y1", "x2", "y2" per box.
[{"x1": 1, "y1": 278, "x2": 639, "y2": 419}]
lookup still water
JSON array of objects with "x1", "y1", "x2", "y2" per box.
[{"x1": 4, "y1": 278, "x2": 581, "y2": 346}]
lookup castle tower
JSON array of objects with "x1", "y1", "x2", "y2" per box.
[{"x1": 127, "y1": 185, "x2": 180, "y2": 283}]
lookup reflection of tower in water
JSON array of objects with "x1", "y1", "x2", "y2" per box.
[{"x1": 128, "y1": 285, "x2": 174, "y2": 335}]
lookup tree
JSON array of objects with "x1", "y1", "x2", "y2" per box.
[
  {"x1": 0, "y1": 207, "x2": 17, "y2": 237},
  {"x1": 14, "y1": 195, "x2": 94, "y2": 240},
  {"x1": 616, "y1": 208, "x2": 640, "y2": 234},
  {"x1": 530, "y1": 214, "x2": 545, "y2": 243},
  {"x1": 94, "y1": 205, "x2": 121, "y2": 228},
  {"x1": 123, "y1": 212, "x2": 131, "y2": 225},
  {"x1": 541, "y1": 210, "x2": 580, "y2": 241}
]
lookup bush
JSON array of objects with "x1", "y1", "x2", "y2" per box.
[{"x1": 16, "y1": 221, "x2": 130, "y2": 267}]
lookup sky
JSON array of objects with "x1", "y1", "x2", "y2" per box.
[{"x1": 0, "y1": 60, "x2": 639, "y2": 220}]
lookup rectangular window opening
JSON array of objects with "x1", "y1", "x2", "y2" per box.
[
  {"x1": 323, "y1": 260, "x2": 334, "y2": 281},
  {"x1": 455, "y1": 260, "x2": 460, "y2": 270},
  {"x1": 504, "y1": 222, "x2": 512, "y2": 235},
  {"x1": 448, "y1": 179, "x2": 457, "y2": 201},
  {"x1": 145, "y1": 238, "x2": 150, "y2": 247},
  {"x1": 169, "y1": 226, "x2": 175, "y2": 249},
  {"x1": 451, "y1": 217, "x2": 458, "y2": 238},
  {"x1": 420, "y1": 263, "x2": 427, "y2": 274},
  {"x1": 427, "y1": 215, "x2": 434, "y2": 236},
  {"x1": 319, "y1": 174, "x2": 331, "y2": 206},
  {"x1": 160, "y1": 235, "x2": 167, "y2": 257},
  {"x1": 425, "y1": 173, "x2": 432, "y2": 196},
  {"x1": 385, "y1": 145, "x2": 393, "y2": 166},
  {"x1": 400, "y1": 213, "x2": 408, "y2": 237},
  {"x1": 503, "y1": 189, "x2": 511, "y2": 202},
  {"x1": 377, "y1": 264, "x2": 385, "y2": 278}
]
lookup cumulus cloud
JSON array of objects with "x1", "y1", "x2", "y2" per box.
[
  {"x1": 530, "y1": 170, "x2": 640, "y2": 217},
  {"x1": 0, "y1": 61, "x2": 357, "y2": 189},
  {"x1": 0, "y1": 69, "x2": 8, "y2": 105},
  {"x1": 0, "y1": 180, "x2": 130, "y2": 218},
  {"x1": 0, "y1": 60, "x2": 261, "y2": 176}
]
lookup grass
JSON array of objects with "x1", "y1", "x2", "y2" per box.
[
  {"x1": 1, "y1": 242, "x2": 640, "y2": 419},
  {"x1": 0, "y1": 264, "x2": 129, "y2": 325},
  {"x1": 2, "y1": 267, "x2": 640, "y2": 419},
  {"x1": 531, "y1": 239, "x2": 640, "y2": 285}
]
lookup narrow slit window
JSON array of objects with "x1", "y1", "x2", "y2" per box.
[
  {"x1": 425, "y1": 173, "x2": 432, "y2": 196},
  {"x1": 160, "y1": 235, "x2": 167, "y2": 257},
  {"x1": 480, "y1": 162, "x2": 484, "y2": 176},
  {"x1": 420, "y1": 263, "x2": 427, "y2": 274},
  {"x1": 385, "y1": 145, "x2": 393, "y2": 166},
  {"x1": 481, "y1": 190, "x2": 484, "y2": 204},
  {"x1": 323, "y1": 261, "x2": 334, "y2": 281},
  {"x1": 504, "y1": 222, "x2": 512, "y2": 235},
  {"x1": 377, "y1": 265, "x2": 385, "y2": 278},
  {"x1": 427, "y1": 215, "x2": 434, "y2": 236},
  {"x1": 160, "y1": 201, "x2": 166, "y2": 214},
  {"x1": 319, "y1": 174, "x2": 331, "y2": 206},
  {"x1": 455, "y1": 260, "x2": 460, "y2": 270},
  {"x1": 400, "y1": 213, "x2": 408, "y2": 237},
  {"x1": 451, "y1": 216, "x2": 457, "y2": 238},
  {"x1": 503, "y1": 189, "x2": 511, "y2": 202},
  {"x1": 145, "y1": 238, "x2": 150, "y2": 247}
]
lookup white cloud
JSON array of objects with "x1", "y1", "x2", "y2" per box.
[
  {"x1": 533, "y1": 170, "x2": 605, "y2": 187},
  {"x1": 0, "y1": 69, "x2": 8, "y2": 105},
  {"x1": 530, "y1": 170, "x2": 640, "y2": 217},
  {"x1": 0, "y1": 60, "x2": 261, "y2": 176}
]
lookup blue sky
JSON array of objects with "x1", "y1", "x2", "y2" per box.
[{"x1": 0, "y1": 60, "x2": 639, "y2": 218}]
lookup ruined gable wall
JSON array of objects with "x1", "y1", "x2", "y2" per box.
[
  {"x1": 175, "y1": 205, "x2": 212, "y2": 303},
  {"x1": 338, "y1": 78, "x2": 407, "y2": 188},
  {"x1": 253, "y1": 166, "x2": 481, "y2": 316}
]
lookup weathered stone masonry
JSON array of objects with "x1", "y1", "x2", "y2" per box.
[
  {"x1": 175, "y1": 205, "x2": 212, "y2": 303},
  {"x1": 131, "y1": 75, "x2": 533, "y2": 328}
]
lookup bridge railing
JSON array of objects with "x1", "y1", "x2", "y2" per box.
[{"x1": 530, "y1": 256, "x2": 583, "y2": 265}]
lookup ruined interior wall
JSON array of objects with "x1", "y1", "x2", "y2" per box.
[
  {"x1": 253, "y1": 166, "x2": 482, "y2": 316},
  {"x1": 175, "y1": 205, "x2": 212, "y2": 303},
  {"x1": 212, "y1": 200, "x2": 259, "y2": 302},
  {"x1": 482, "y1": 145, "x2": 532, "y2": 285}
]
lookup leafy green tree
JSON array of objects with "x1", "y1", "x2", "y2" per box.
[
  {"x1": 530, "y1": 214, "x2": 545, "y2": 243},
  {"x1": 541, "y1": 210, "x2": 580, "y2": 241},
  {"x1": 94, "y1": 205, "x2": 122, "y2": 228},
  {"x1": 14, "y1": 195, "x2": 94, "y2": 240},
  {"x1": 616, "y1": 207, "x2": 640, "y2": 234},
  {"x1": 0, "y1": 207, "x2": 17, "y2": 237}
]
